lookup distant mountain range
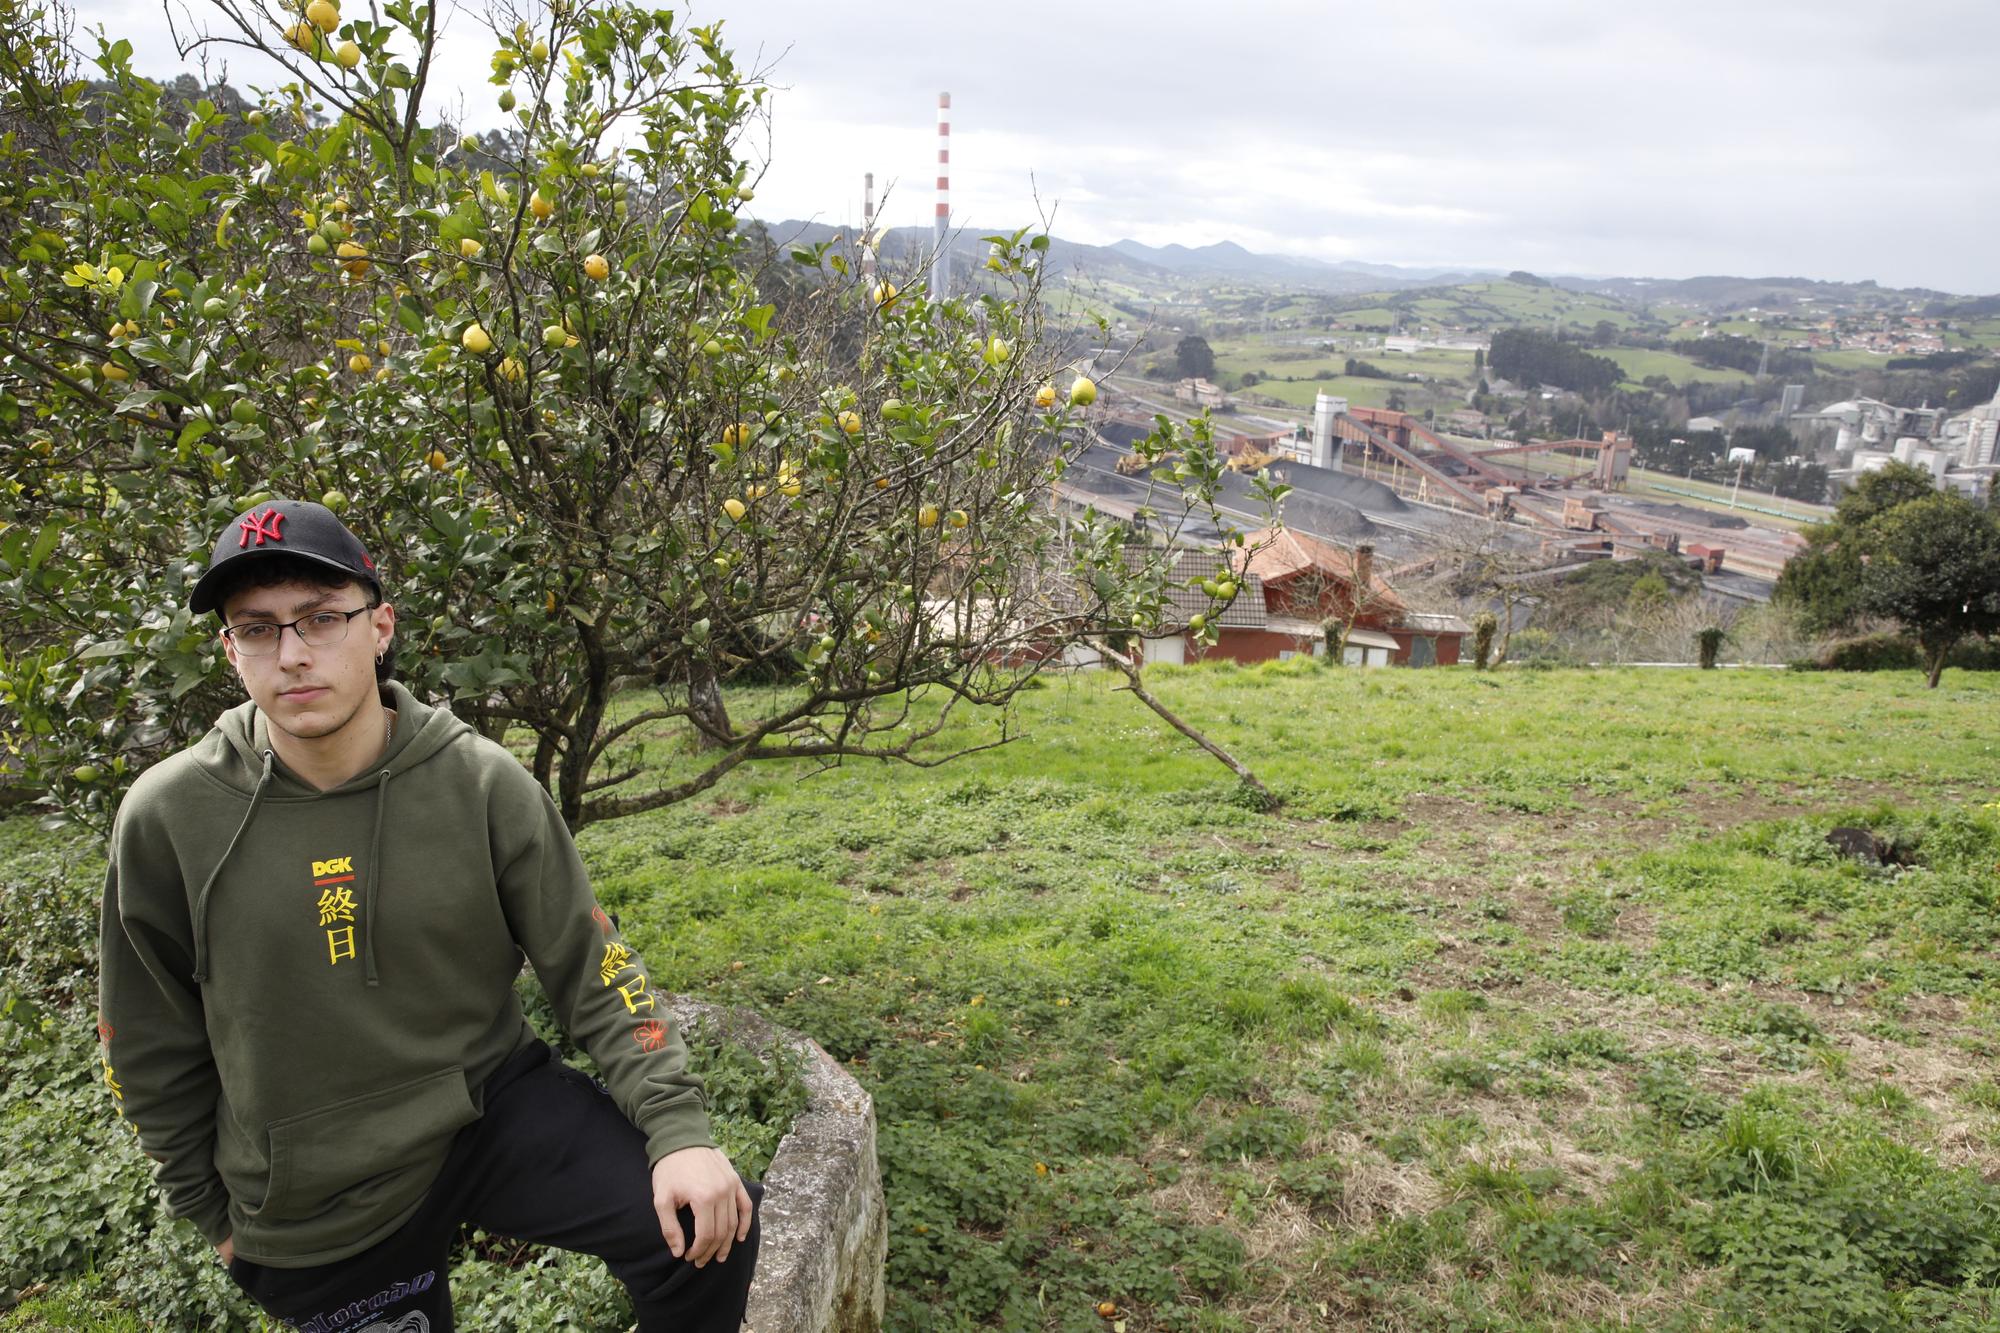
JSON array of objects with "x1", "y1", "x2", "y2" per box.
[
  {"x1": 753, "y1": 219, "x2": 1497, "y2": 294},
  {"x1": 749, "y1": 218, "x2": 1981, "y2": 308},
  {"x1": 1104, "y1": 239, "x2": 1497, "y2": 290}
]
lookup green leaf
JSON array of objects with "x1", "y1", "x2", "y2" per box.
[
  {"x1": 118, "y1": 278, "x2": 157, "y2": 320},
  {"x1": 26, "y1": 522, "x2": 61, "y2": 572},
  {"x1": 238, "y1": 133, "x2": 282, "y2": 165}
]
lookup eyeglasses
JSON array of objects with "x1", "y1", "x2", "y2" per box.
[{"x1": 222, "y1": 606, "x2": 374, "y2": 657}]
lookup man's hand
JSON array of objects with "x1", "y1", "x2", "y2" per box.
[
  {"x1": 650, "y1": 1146, "x2": 752, "y2": 1268},
  {"x1": 216, "y1": 1235, "x2": 234, "y2": 1266}
]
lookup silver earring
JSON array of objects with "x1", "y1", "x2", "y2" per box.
[{"x1": 376, "y1": 650, "x2": 385, "y2": 665}]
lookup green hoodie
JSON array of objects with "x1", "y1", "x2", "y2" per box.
[{"x1": 97, "y1": 681, "x2": 715, "y2": 1268}]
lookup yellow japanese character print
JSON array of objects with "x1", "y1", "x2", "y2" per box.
[
  {"x1": 310, "y1": 852, "x2": 360, "y2": 966},
  {"x1": 615, "y1": 975, "x2": 656, "y2": 1014},
  {"x1": 102, "y1": 1057, "x2": 125, "y2": 1115},
  {"x1": 317, "y1": 886, "x2": 357, "y2": 927},
  {"x1": 599, "y1": 940, "x2": 633, "y2": 986}
]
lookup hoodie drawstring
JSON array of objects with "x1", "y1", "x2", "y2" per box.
[
  {"x1": 363, "y1": 768, "x2": 391, "y2": 987},
  {"x1": 191, "y1": 748, "x2": 276, "y2": 984}
]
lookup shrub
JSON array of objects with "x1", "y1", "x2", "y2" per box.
[{"x1": 1814, "y1": 635, "x2": 1924, "y2": 672}]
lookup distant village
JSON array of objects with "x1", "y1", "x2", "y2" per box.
[{"x1": 1050, "y1": 332, "x2": 1997, "y2": 671}]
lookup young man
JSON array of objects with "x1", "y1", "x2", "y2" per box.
[{"x1": 97, "y1": 498, "x2": 759, "y2": 1332}]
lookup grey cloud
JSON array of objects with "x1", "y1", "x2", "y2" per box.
[{"x1": 64, "y1": 0, "x2": 2000, "y2": 289}]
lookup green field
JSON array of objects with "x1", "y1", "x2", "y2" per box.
[
  {"x1": 1601, "y1": 348, "x2": 1755, "y2": 388},
  {"x1": 1811, "y1": 349, "x2": 1895, "y2": 373},
  {"x1": 1212, "y1": 340, "x2": 1477, "y2": 385},
  {"x1": 1395, "y1": 282, "x2": 1651, "y2": 334},
  {"x1": 6, "y1": 665, "x2": 2000, "y2": 1331},
  {"x1": 1946, "y1": 318, "x2": 2000, "y2": 350},
  {"x1": 1240, "y1": 376, "x2": 1403, "y2": 410}
]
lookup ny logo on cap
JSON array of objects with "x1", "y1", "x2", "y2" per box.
[{"x1": 237, "y1": 507, "x2": 286, "y2": 549}]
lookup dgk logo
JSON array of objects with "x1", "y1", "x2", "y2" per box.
[{"x1": 312, "y1": 856, "x2": 354, "y2": 878}]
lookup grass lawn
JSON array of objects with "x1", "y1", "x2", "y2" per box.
[{"x1": 6, "y1": 664, "x2": 2000, "y2": 1330}]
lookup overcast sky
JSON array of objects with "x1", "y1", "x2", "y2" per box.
[{"x1": 73, "y1": 0, "x2": 2000, "y2": 293}]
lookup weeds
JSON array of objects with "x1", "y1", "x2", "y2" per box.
[{"x1": 5, "y1": 667, "x2": 1999, "y2": 1329}]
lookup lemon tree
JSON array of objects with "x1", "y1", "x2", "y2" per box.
[{"x1": 0, "y1": 0, "x2": 1269, "y2": 830}]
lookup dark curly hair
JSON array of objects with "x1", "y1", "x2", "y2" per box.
[{"x1": 209, "y1": 554, "x2": 395, "y2": 684}]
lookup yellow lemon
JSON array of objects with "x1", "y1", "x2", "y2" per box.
[
  {"x1": 582, "y1": 253, "x2": 610, "y2": 281},
  {"x1": 461, "y1": 323, "x2": 492, "y2": 354}
]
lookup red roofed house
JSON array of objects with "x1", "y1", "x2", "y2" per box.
[{"x1": 1189, "y1": 528, "x2": 1471, "y2": 667}]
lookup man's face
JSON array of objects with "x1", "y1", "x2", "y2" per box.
[{"x1": 219, "y1": 578, "x2": 396, "y2": 743}]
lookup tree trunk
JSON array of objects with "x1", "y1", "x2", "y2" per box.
[
  {"x1": 1090, "y1": 637, "x2": 1277, "y2": 808},
  {"x1": 1493, "y1": 592, "x2": 1519, "y2": 667},
  {"x1": 1925, "y1": 639, "x2": 1952, "y2": 689},
  {"x1": 688, "y1": 658, "x2": 731, "y2": 750}
]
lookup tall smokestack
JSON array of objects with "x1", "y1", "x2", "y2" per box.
[
  {"x1": 861, "y1": 172, "x2": 875, "y2": 284},
  {"x1": 1312, "y1": 391, "x2": 1347, "y2": 471},
  {"x1": 932, "y1": 92, "x2": 950, "y2": 301}
]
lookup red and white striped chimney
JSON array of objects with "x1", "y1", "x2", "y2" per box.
[
  {"x1": 931, "y1": 92, "x2": 949, "y2": 300},
  {"x1": 861, "y1": 171, "x2": 875, "y2": 283}
]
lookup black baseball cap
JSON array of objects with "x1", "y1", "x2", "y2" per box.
[{"x1": 189, "y1": 498, "x2": 383, "y2": 615}]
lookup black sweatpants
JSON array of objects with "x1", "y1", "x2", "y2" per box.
[{"x1": 229, "y1": 1039, "x2": 761, "y2": 1332}]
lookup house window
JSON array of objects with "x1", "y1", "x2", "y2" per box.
[{"x1": 1409, "y1": 636, "x2": 1436, "y2": 668}]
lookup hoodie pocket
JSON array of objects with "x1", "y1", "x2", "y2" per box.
[{"x1": 261, "y1": 1067, "x2": 477, "y2": 1224}]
